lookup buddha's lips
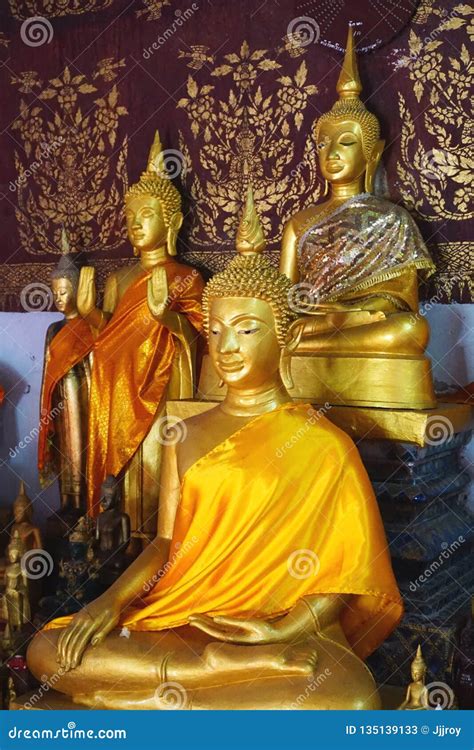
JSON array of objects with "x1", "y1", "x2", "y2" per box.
[
  {"x1": 217, "y1": 360, "x2": 244, "y2": 372},
  {"x1": 325, "y1": 161, "x2": 344, "y2": 173}
]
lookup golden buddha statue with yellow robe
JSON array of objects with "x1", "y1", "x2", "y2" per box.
[
  {"x1": 38, "y1": 236, "x2": 94, "y2": 511},
  {"x1": 280, "y1": 28, "x2": 437, "y2": 409},
  {"x1": 77, "y1": 132, "x2": 204, "y2": 534},
  {"x1": 28, "y1": 191, "x2": 403, "y2": 710}
]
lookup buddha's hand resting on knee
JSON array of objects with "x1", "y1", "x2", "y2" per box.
[
  {"x1": 56, "y1": 594, "x2": 121, "y2": 671},
  {"x1": 188, "y1": 614, "x2": 280, "y2": 644}
]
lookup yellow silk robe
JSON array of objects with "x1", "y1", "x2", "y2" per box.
[{"x1": 45, "y1": 402, "x2": 403, "y2": 659}]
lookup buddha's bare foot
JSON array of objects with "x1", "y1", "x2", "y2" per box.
[{"x1": 203, "y1": 641, "x2": 317, "y2": 678}]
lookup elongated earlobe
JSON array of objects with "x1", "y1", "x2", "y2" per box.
[{"x1": 280, "y1": 348, "x2": 294, "y2": 391}]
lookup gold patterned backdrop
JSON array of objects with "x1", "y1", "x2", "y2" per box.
[{"x1": 0, "y1": 0, "x2": 472, "y2": 308}]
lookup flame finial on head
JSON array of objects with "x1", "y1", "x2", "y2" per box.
[
  {"x1": 236, "y1": 184, "x2": 266, "y2": 256},
  {"x1": 412, "y1": 644, "x2": 427, "y2": 672},
  {"x1": 60, "y1": 225, "x2": 70, "y2": 254},
  {"x1": 314, "y1": 25, "x2": 380, "y2": 160},
  {"x1": 125, "y1": 129, "x2": 181, "y2": 225},
  {"x1": 336, "y1": 26, "x2": 362, "y2": 101}
]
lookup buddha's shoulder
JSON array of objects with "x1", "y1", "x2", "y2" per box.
[
  {"x1": 285, "y1": 404, "x2": 356, "y2": 454},
  {"x1": 284, "y1": 205, "x2": 323, "y2": 235},
  {"x1": 181, "y1": 405, "x2": 222, "y2": 438}
]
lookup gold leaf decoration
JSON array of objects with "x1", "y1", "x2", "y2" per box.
[
  {"x1": 10, "y1": 62, "x2": 129, "y2": 256},
  {"x1": 8, "y1": 0, "x2": 114, "y2": 18},
  {"x1": 396, "y1": 2, "x2": 473, "y2": 221},
  {"x1": 176, "y1": 40, "x2": 321, "y2": 263}
]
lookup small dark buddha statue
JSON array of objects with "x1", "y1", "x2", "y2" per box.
[{"x1": 95, "y1": 476, "x2": 131, "y2": 580}]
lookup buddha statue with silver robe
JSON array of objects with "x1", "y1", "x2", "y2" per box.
[
  {"x1": 27, "y1": 191, "x2": 403, "y2": 710},
  {"x1": 280, "y1": 28, "x2": 437, "y2": 409}
]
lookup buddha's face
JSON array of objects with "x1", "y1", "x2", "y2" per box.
[
  {"x1": 100, "y1": 484, "x2": 116, "y2": 511},
  {"x1": 52, "y1": 278, "x2": 76, "y2": 315},
  {"x1": 209, "y1": 297, "x2": 281, "y2": 389},
  {"x1": 318, "y1": 119, "x2": 367, "y2": 184},
  {"x1": 125, "y1": 195, "x2": 167, "y2": 253},
  {"x1": 13, "y1": 499, "x2": 29, "y2": 524},
  {"x1": 411, "y1": 665, "x2": 425, "y2": 682},
  {"x1": 8, "y1": 546, "x2": 20, "y2": 564}
]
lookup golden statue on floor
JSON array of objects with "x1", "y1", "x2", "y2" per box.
[
  {"x1": 11, "y1": 481, "x2": 42, "y2": 552},
  {"x1": 76, "y1": 132, "x2": 204, "y2": 537},
  {"x1": 28, "y1": 189, "x2": 403, "y2": 710},
  {"x1": 279, "y1": 28, "x2": 436, "y2": 409},
  {"x1": 398, "y1": 645, "x2": 428, "y2": 710},
  {"x1": 38, "y1": 234, "x2": 94, "y2": 511}
]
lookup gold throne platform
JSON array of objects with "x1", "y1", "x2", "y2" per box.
[{"x1": 198, "y1": 353, "x2": 437, "y2": 411}]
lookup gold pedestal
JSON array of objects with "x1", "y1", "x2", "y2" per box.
[{"x1": 198, "y1": 354, "x2": 437, "y2": 410}]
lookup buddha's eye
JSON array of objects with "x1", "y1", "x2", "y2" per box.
[
  {"x1": 210, "y1": 329, "x2": 219, "y2": 336},
  {"x1": 340, "y1": 138, "x2": 357, "y2": 146},
  {"x1": 238, "y1": 327, "x2": 259, "y2": 335}
]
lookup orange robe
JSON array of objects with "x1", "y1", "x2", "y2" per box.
[
  {"x1": 86, "y1": 261, "x2": 203, "y2": 515},
  {"x1": 46, "y1": 402, "x2": 403, "y2": 659},
  {"x1": 38, "y1": 317, "x2": 95, "y2": 486}
]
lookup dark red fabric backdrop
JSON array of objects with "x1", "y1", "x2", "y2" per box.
[{"x1": 0, "y1": 0, "x2": 472, "y2": 309}]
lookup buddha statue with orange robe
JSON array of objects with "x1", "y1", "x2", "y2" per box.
[
  {"x1": 38, "y1": 238, "x2": 94, "y2": 511},
  {"x1": 77, "y1": 132, "x2": 204, "y2": 535},
  {"x1": 279, "y1": 28, "x2": 437, "y2": 409},
  {"x1": 27, "y1": 191, "x2": 403, "y2": 710}
]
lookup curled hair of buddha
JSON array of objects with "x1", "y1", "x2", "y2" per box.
[
  {"x1": 314, "y1": 27, "x2": 380, "y2": 160},
  {"x1": 50, "y1": 228, "x2": 79, "y2": 292},
  {"x1": 203, "y1": 186, "x2": 297, "y2": 346},
  {"x1": 126, "y1": 130, "x2": 182, "y2": 225}
]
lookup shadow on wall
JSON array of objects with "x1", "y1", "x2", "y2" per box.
[{"x1": 0, "y1": 312, "x2": 62, "y2": 526}]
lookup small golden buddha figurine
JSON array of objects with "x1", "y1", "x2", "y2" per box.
[
  {"x1": 398, "y1": 645, "x2": 428, "y2": 710},
  {"x1": 279, "y1": 28, "x2": 437, "y2": 409},
  {"x1": 11, "y1": 482, "x2": 42, "y2": 553},
  {"x1": 77, "y1": 132, "x2": 204, "y2": 535},
  {"x1": 3, "y1": 531, "x2": 31, "y2": 645},
  {"x1": 38, "y1": 231, "x2": 94, "y2": 511},
  {"x1": 27, "y1": 190, "x2": 403, "y2": 710}
]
